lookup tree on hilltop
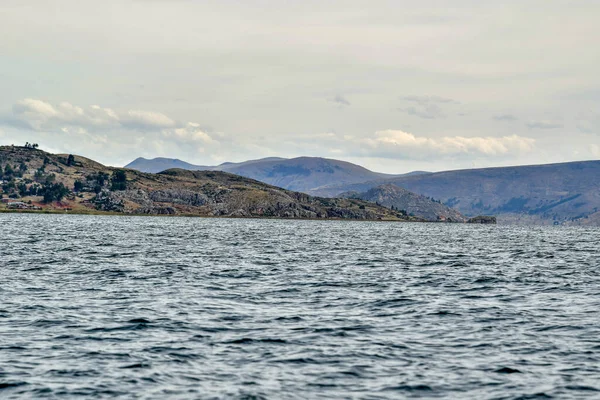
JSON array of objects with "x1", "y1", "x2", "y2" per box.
[{"x1": 24, "y1": 142, "x2": 39, "y2": 149}]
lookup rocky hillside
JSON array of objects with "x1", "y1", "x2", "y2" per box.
[
  {"x1": 310, "y1": 160, "x2": 600, "y2": 226},
  {"x1": 341, "y1": 184, "x2": 467, "y2": 222},
  {"x1": 0, "y1": 145, "x2": 418, "y2": 221},
  {"x1": 126, "y1": 156, "x2": 421, "y2": 193}
]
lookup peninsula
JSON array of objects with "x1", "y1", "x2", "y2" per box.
[{"x1": 0, "y1": 145, "x2": 435, "y2": 221}]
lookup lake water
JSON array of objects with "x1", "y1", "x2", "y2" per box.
[{"x1": 1, "y1": 214, "x2": 599, "y2": 399}]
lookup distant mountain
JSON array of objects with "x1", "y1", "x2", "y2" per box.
[
  {"x1": 125, "y1": 156, "x2": 421, "y2": 193},
  {"x1": 125, "y1": 156, "x2": 289, "y2": 174},
  {"x1": 220, "y1": 157, "x2": 398, "y2": 192},
  {"x1": 126, "y1": 157, "x2": 211, "y2": 173},
  {"x1": 309, "y1": 160, "x2": 600, "y2": 225},
  {"x1": 341, "y1": 184, "x2": 467, "y2": 222}
]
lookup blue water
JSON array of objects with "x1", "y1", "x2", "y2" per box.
[{"x1": 1, "y1": 214, "x2": 599, "y2": 399}]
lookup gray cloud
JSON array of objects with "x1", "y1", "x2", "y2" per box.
[
  {"x1": 494, "y1": 114, "x2": 518, "y2": 121},
  {"x1": 330, "y1": 95, "x2": 350, "y2": 106},
  {"x1": 399, "y1": 95, "x2": 459, "y2": 119},
  {"x1": 526, "y1": 120, "x2": 563, "y2": 129},
  {"x1": 575, "y1": 111, "x2": 600, "y2": 134},
  {"x1": 577, "y1": 122, "x2": 594, "y2": 133},
  {"x1": 403, "y1": 95, "x2": 458, "y2": 105},
  {"x1": 401, "y1": 104, "x2": 445, "y2": 120}
]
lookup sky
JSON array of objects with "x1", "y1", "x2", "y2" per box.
[{"x1": 1, "y1": 0, "x2": 599, "y2": 173}]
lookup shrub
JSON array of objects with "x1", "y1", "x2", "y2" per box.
[
  {"x1": 74, "y1": 180, "x2": 83, "y2": 192},
  {"x1": 41, "y1": 183, "x2": 69, "y2": 203},
  {"x1": 110, "y1": 170, "x2": 127, "y2": 191}
]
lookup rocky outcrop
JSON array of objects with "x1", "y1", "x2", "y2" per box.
[
  {"x1": 467, "y1": 216, "x2": 497, "y2": 224},
  {"x1": 92, "y1": 191, "x2": 125, "y2": 212},
  {"x1": 148, "y1": 189, "x2": 209, "y2": 206},
  {"x1": 114, "y1": 189, "x2": 153, "y2": 207},
  {"x1": 341, "y1": 184, "x2": 466, "y2": 222}
]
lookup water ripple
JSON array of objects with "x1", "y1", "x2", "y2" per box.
[{"x1": 1, "y1": 214, "x2": 600, "y2": 399}]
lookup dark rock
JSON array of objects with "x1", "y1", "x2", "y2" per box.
[
  {"x1": 495, "y1": 367, "x2": 521, "y2": 374},
  {"x1": 134, "y1": 206, "x2": 176, "y2": 215},
  {"x1": 467, "y1": 216, "x2": 497, "y2": 224}
]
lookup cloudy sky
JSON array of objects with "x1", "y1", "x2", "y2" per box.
[{"x1": 1, "y1": 0, "x2": 599, "y2": 173}]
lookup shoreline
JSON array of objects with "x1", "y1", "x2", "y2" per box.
[{"x1": 0, "y1": 207, "x2": 451, "y2": 223}]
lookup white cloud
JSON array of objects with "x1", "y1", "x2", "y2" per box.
[
  {"x1": 122, "y1": 110, "x2": 177, "y2": 130},
  {"x1": 12, "y1": 99, "x2": 123, "y2": 130},
  {"x1": 356, "y1": 130, "x2": 535, "y2": 159},
  {"x1": 88, "y1": 105, "x2": 120, "y2": 124},
  {"x1": 13, "y1": 98, "x2": 59, "y2": 118},
  {"x1": 2, "y1": 98, "x2": 220, "y2": 166},
  {"x1": 591, "y1": 144, "x2": 600, "y2": 158},
  {"x1": 9, "y1": 98, "x2": 192, "y2": 133},
  {"x1": 164, "y1": 122, "x2": 216, "y2": 144}
]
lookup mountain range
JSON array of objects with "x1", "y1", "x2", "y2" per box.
[
  {"x1": 126, "y1": 156, "x2": 428, "y2": 193},
  {"x1": 126, "y1": 156, "x2": 600, "y2": 225},
  {"x1": 312, "y1": 160, "x2": 600, "y2": 225}
]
